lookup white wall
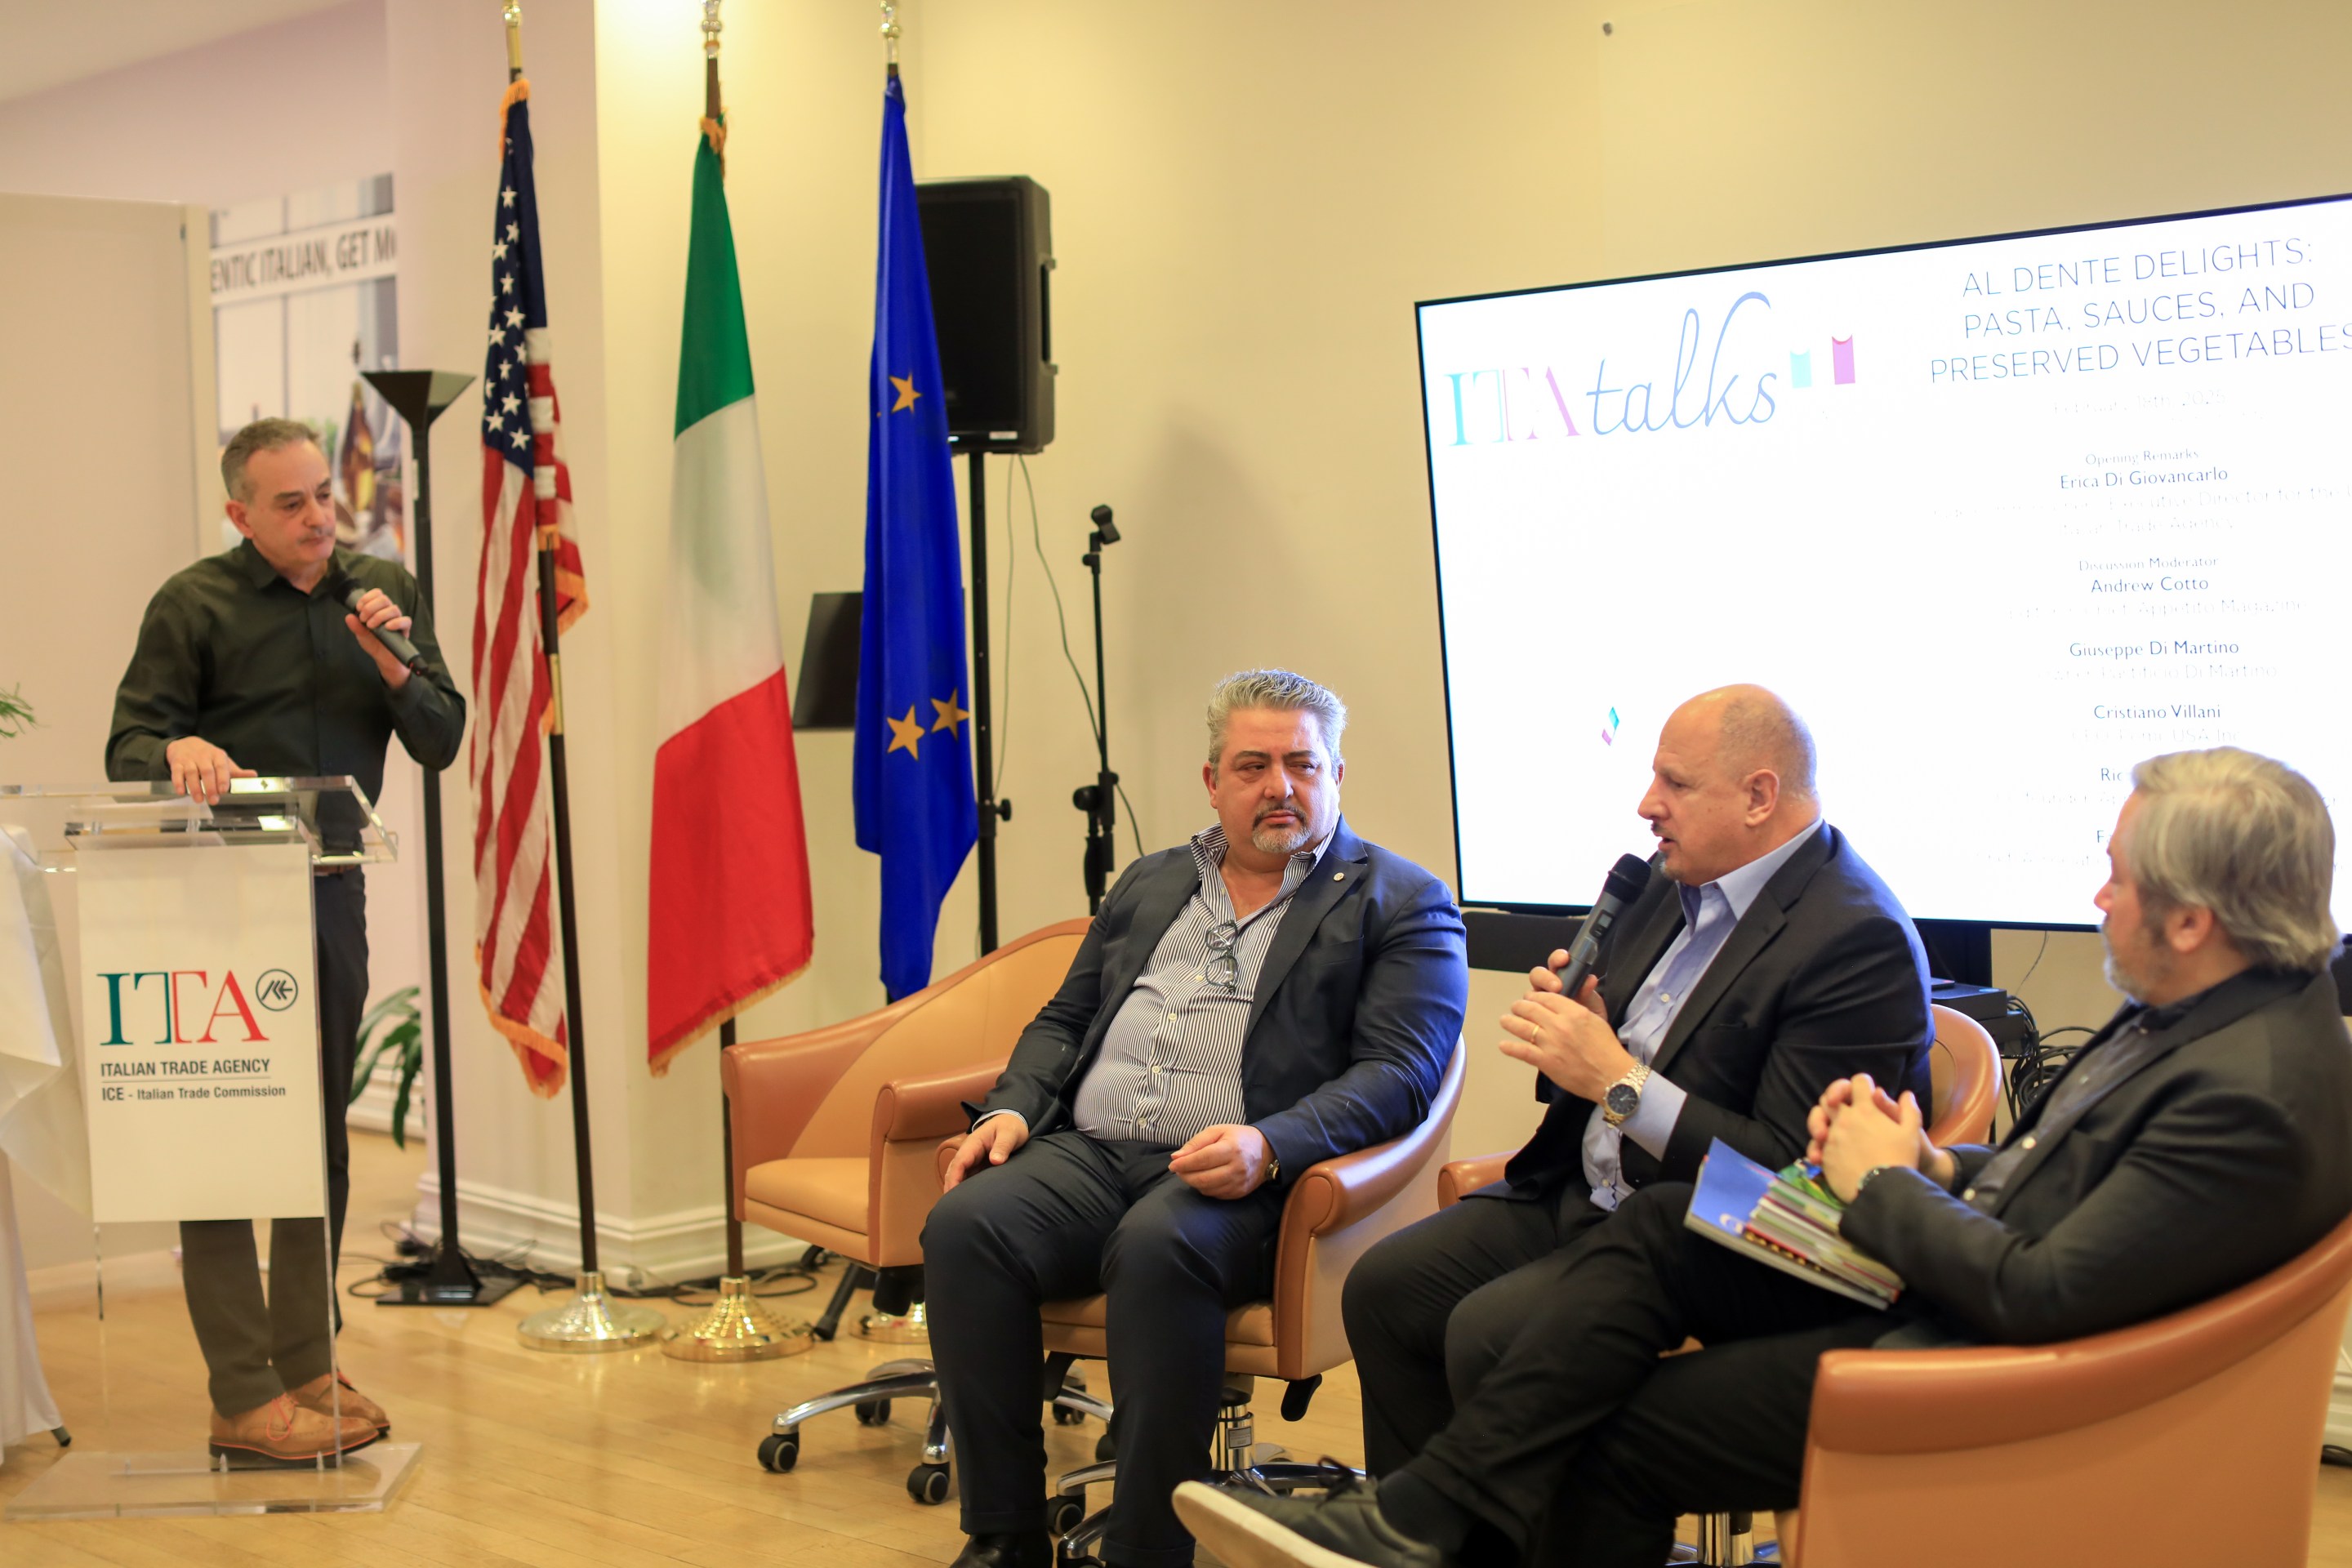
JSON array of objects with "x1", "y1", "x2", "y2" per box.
[{"x1": 0, "y1": 1, "x2": 389, "y2": 209}]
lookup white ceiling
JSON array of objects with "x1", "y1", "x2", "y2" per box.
[{"x1": 0, "y1": 0, "x2": 351, "y2": 106}]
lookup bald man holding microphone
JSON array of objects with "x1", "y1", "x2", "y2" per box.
[{"x1": 1337, "y1": 684, "x2": 1936, "y2": 1521}]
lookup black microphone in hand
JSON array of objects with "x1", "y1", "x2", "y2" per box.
[
  {"x1": 1551, "y1": 853, "x2": 1653, "y2": 1002},
  {"x1": 336, "y1": 578, "x2": 428, "y2": 675}
]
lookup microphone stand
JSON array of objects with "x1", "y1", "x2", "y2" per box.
[{"x1": 1071, "y1": 505, "x2": 1120, "y2": 914}]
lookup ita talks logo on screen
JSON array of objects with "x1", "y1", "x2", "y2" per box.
[{"x1": 1434, "y1": 292, "x2": 1860, "y2": 446}]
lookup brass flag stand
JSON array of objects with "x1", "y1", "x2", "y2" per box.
[{"x1": 662, "y1": 1025, "x2": 813, "y2": 1364}]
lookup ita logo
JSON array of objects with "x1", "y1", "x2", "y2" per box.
[{"x1": 96, "y1": 968, "x2": 285, "y2": 1045}]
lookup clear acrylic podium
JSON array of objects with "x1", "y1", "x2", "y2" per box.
[{"x1": 0, "y1": 778, "x2": 421, "y2": 1517}]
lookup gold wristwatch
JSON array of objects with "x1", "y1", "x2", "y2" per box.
[{"x1": 1601, "y1": 1062, "x2": 1653, "y2": 1127}]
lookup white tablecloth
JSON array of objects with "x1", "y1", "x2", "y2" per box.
[{"x1": 0, "y1": 826, "x2": 88, "y2": 1458}]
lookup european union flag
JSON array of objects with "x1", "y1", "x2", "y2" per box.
[{"x1": 853, "y1": 71, "x2": 977, "y2": 1001}]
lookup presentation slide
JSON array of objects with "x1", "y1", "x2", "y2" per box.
[{"x1": 1419, "y1": 194, "x2": 2352, "y2": 927}]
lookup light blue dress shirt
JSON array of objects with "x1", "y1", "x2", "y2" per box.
[{"x1": 1580, "y1": 816, "x2": 1824, "y2": 1210}]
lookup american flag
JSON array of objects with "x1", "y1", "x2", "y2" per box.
[{"x1": 471, "y1": 82, "x2": 586, "y2": 1098}]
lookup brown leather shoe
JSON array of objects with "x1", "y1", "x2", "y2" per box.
[
  {"x1": 291, "y1": 1371, "x2": 391, "y2": 1437},
  {"x1": 209, "y1": 1393, "x2": 379, "y2": 1468}
]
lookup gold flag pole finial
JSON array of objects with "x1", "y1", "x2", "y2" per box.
[
  {"x1": 880, "y1": 1, "x2": 900, "y2": 78},
  {"x1": 700, "y1": 0, "x2": 726, "y2": 169},
  {"x1": 503, "y1": 1, "x2": 524, "y2": 81}
]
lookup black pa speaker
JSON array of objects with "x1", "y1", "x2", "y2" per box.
[{"x1": 916, "y1": 176, "x2": 1054, "y2": 454}]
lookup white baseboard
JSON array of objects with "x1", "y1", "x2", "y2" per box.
[{"x1": 409, "y1": 1171, "x2": 811, "y2": 1290}]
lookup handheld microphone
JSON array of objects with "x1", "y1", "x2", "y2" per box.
[
  {"x1": 336, "y1": 578, "x2": 429, "y2": 675},
  {"x1": 1551, "y1": 853, "x2": 1653, "y2": 1001}
]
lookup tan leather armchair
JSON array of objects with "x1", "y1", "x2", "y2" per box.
[
  {"x1": 1783, "y1": 1205, "x2": 2352, "y2": 1567},
  {"x1": 960, "y1": 1043, "x2": 1467, "y2": 1558},
  {"x1": 730, "y1": 920, "x2": 1089, "y2": 1491}
]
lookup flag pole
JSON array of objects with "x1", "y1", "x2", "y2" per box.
[
  {"x1": 507, "y1": 0, "x2": 665, "y2": 1354},
  {"x1": 663, "y1": 0, "x2": 813, "y2": 1363}
]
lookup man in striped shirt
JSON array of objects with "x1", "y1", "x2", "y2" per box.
[{"x1": 925, "y1": 670, "x2": 1469, "y2": 1568}]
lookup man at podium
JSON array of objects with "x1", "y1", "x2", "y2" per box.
[{"x1": 104, "y1": 417, "x2": 464, "y2": 1463}]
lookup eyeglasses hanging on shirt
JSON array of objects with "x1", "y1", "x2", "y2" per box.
[{"x1": 1204, "y1": 920, "x2": 1239, "y2": 990}]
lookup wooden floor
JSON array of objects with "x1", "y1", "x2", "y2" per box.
[{"x1": 6, "y1": 1129, "x2": 2352, "y2": 1565}]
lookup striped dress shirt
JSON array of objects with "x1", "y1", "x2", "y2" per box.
[{"x1": 1067, "y1": 824, "x2": 1329, "y2": 1147}]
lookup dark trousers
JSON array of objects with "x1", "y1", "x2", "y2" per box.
[
  {"x1": 180, "y1": 871, "x2": 368, "y2": 1415},
  {"x1": 1343, "y1": 1180, "x2": 1608, "y2": 1476},
  {"x1": 1396, "y1": 1183, "x2": 1883, "y2": 1568},
  {"x1": 922, "y1": 1130, "x2": 1288, "y2": 1568}
]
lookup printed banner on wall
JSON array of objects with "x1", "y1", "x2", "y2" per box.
[{"x1": 75, "y1": 842, "x2": 327, "y2": 1224}]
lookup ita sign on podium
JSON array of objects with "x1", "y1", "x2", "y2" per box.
[{"x1": 76, "y1": 839, "x2": 328, "y2": 1223}]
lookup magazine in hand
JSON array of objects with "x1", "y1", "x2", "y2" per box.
[{"x1": 1685, "y1": 1138, "x2": 1904, "y2": 1308}]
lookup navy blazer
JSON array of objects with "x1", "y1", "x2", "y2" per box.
[
  {"x1": 970, "y1": 818, "x2": 1469, "y2": 1183},
  {"x1": 1497, "y1": 822, "x2": 1933, "y2": 1200}
]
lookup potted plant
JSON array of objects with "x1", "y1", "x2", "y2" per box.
[{"x1": 350, "y1": 985, "x2": 425, "y2": 1146}]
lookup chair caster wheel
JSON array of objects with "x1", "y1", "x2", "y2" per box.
[
  {"x1": 1047, "y1": 1493, "x2": 1086, "y2": 1537},
  {"x1": 757, "y1": 1432, "x2": 799, "y2": 1472},
  {"x1": 1057, "y1": 1540, "x2": 1106, "y2": 1568},
  {"x1": 1094, "y1": 1431, "x2": 1116, "y2": 1463},
  {"x1": 1053, "y1": 1402, "x2": 1086, "y2": 1427},
  {"x1": 855, "y1": 1398, "x2": 893, "y2": 1427},
  {"x1": 906, "y1": 1461, "x2": 951, "y2": 1503}
]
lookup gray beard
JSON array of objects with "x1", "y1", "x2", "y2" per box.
[
  {"x1": 2100, "y1": 947, "x2": 2140, "y2": 1002},
  {"x1": 2100, "y1": 922, "x2": 2167, "y2": 1004},
  {"x1": 1251, "y1": 819, "x2": 1311, "y2": 856}
]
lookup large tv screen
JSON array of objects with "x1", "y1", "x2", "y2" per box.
[{"x1": 1419, "y1": 194, "x2": 2352, "y2": 928}]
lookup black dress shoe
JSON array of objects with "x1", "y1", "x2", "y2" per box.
[
  {"x1": 1173, "y1": 1477, "x2": 1448, "y2": 1568},
  {"x1": 950, "y1": 1531, "x2": 1052, "y2": 1568}
]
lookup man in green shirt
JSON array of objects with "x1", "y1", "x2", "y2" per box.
[{"x1": 106, "y1": 416, "x2": 464, "y2": 1464}]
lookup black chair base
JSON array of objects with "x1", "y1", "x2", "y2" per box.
[{"x1": 1050, "y1": 1382, "x2": 1347, "y2": 1568}]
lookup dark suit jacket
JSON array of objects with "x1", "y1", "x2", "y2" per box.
[
  {"x1": 1846, "y1": 968, "x2": 2352, "y2": 1345},
  {"x1": 1494, "y1": 822, "x2": 1932, "y2": 1200},
  {"x1": 970, "y1": 818, "x2": 1469, "y2": 1183}
]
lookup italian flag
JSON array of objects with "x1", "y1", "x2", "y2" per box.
[{"x1": 648, "y1": 121, "x2": 813, "y2": 1071}]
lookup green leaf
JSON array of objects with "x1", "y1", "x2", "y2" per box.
[
  {"x1": 350, "y1": 986, "x2": 426, "y2": 1119},
  {"x1": 390, "y1": 1064, "x2": 414, "y2": 1151},
  {"x1": 0, "y1": 683, "x2": 38, "y2": 741}
]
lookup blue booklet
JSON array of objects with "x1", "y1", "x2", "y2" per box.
[{"x1": 1686, "y1": 1138, "x2": 1903, "y2": 1308}]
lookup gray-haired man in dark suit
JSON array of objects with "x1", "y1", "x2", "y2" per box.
[{"x1": 924, "y1": 669, "x2": 1469, "y2": 1568}]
